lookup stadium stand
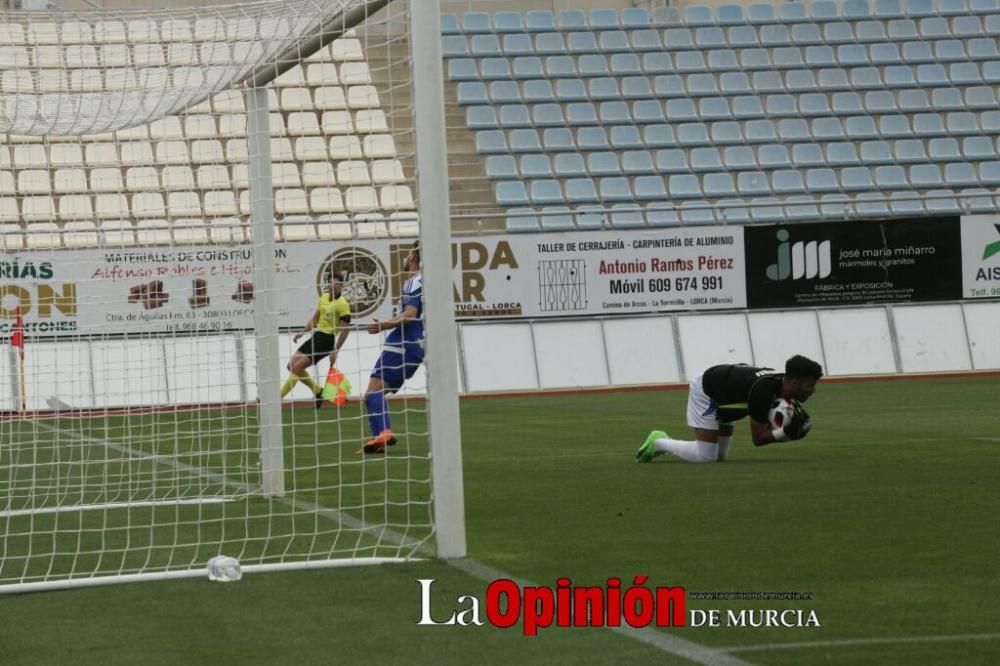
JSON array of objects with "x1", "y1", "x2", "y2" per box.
[{"x1": 444, "y1": 1, "x2": 1000, "y2": 231}]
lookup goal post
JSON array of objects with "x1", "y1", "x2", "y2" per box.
[{"x1": 0, "y1": 0, "x2": 465, "y2": 592}]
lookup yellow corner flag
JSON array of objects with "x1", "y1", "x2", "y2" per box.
[{"x1": 321, "y1": 366, "x2": 352, "y2": 406}]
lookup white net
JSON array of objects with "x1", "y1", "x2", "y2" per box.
[{"x1": 0, "y1": 0, "x2": 446, "y2": 592}]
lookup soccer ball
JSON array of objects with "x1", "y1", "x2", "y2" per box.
[{"x1": 767, "y1": 398, "x2": 797, "y2": 428}]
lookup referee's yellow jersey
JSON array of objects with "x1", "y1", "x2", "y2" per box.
[{"x1": 315, "y1": 293, "x2": 351, "y2": 335}]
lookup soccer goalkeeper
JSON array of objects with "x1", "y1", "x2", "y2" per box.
[
  {"x1": 635, "y1": 355, "x2": 822, "y2": 463},
  {"x1": 280, "y1": 273, "x2": 351, "y2": 407}
]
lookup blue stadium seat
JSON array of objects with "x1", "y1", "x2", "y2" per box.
[
  {"x1": 654, "y1": 75, "x2": 684, "y2": 97},
  {"x1": 536, "y1": 33, "x2": 567, "y2": 56},
  {"x1": 765, "y1": 94, "x2": 796, "y2": 116},
  {"x1": 440, "y1": 14, "x2": 459, "y2": 35},
  {"x1": 959, "y1": 188, "x2": 996, "y2": 213},
  {"x1": 503, "y1": 34, "x2": 534, "y2": 57},
  {"x1": 792, "y1": 23, "x2": 822, "y2": 45},
  {"x1": 566, "y1": 102, "x2": 599, "y2": 126},
  {"x1": 837, "y1": 44, "x2": 869, "y2": 67},
  {"x1": 704, "y1": 172, "x2": 737, "y2": 197},
  {"x1": 963, "y1": 85, "x2": 995, "y2": 108},
  {"x1": 851, "y1": 67, "x2": 883, "y2": 89},
  {"x1": 554, "y1": 153, "x2": 587, "y2": 177},
  {"x1": 643, "y1": 52, "x2": 675, "y2": 74},
  {"x1": 574, "y1": 205, "x2": 606, "y2": 229},
  {"x1": 805, "y1": 46, "x2": 836, "y2": 67},
  {"x1": 499, "y1": 104, "x2": 531, "y2": 128},
  {"x1": 981, "y1": 161, "x2": 1000, "y2": 185},
  {"x1": 806, "y1": 168, "x2": 839, "y2": 192},
  {"x1": 700, "y1": 97, "x2": 732, "y2": 120},
  {"x1": 470, "y1": 35, "x2": 502, "y2": 57},
  {"x1": 611, "y1": 53, "x2": 643, "y2": 76},
  {"x1": 773, "y1": 169, "x2": 806, "y2": 194},
  {"x1": 717, "y1": 198, "x2": 750, "y2": 224},
  {"x1": 944, "y1": 162, "x2": 978, "y2": 187},
  {"x1": 494, "y1": 12, "x2": 523, "y2": 34},
  {"x1": 577, "y1": 127, "x2": 610, "y2": 150},
  {"x1": 448, "y1": 59, "x2": 478, "y2": 81},
  {"x1": 523, "y1": 79, "x2": 555, "y2": 103},
  {"x1": 895, "y1": 138, "x2": 929, "y2": 162},
  {"x1": 792, "y1": 143, "x2": 826, "y2": 167},
  {"x1": 634, "y1": 100, "x2": 666, "y2": 123},
  {"x1": 684, "y1": 6, "x2": 715, "y2": 26},
  {"x1": 860, "y1": 140, "x2": 894, "y2": 163},
  {"x1": 728, "y1": 25, "x2": 759, "y2": 48},
  {"x1": 820, "y1": 194, "x2": 850, "y2": 218},
  {"x1": 813, "y1": 117, "x2": 845, "y2": 140},
  {"x1": 489, "y1": 81, "x2": 520, "y2": 104},
  {"x1": 912, "y1": 113, "x2": 946, "y2": 136},
  {"x1": 741, "y1": 49, "x2": 771, "y2": 70},
  {"x1": 733, "y1": 95, "x2": 765, "y2": 118},
  {"x1": 690, "y1": 147, "x2": 724, "y2": 171},
  {"x1": 486, "y1": 155, "x2": 517, "y2": 179},
  {"x1": 457, "y1": 82, "x2": 487, "y2": 105},
  {"x1": 656, "y1": 148, "x2": 690, "y2": 172},
  {"x1": 675, "y1": 51, "x2": 708, "y2": 73},
  {"x1": 589, "y1": 77, "x2": 622, "y2": 101},
  {"x1": 919, "y1": 17, "x2": 950, "y2": 39},
  {"x1": 633, "y1": 175, "x2": 668, "y2": 199},
  {"x1": 910, "y1": 164, "x2": 944, "y2": 188},
  {"x1": 832, "y1": 92, "x2": 863, "y2": 114},
  {"x1": 841, "y1": 166, "x2": 874, "y2": 190},
  {"x1": 738, "y1": 171, "x2": 771, "y2": 195},
  {"x1": 622, "y1": 150, "x2": 656, "y2": 175},
  {"x1": 898, "y1": 89, "x2": 930, "y2": 112},
  {"x1": 545, "y1": 56, "x2": 577, "y2": 78},
  {"x1": 720, "y1": 72, "x2": 752, "y2": 94},
  {"x1": 801, "y1": 93, "x2": 832, "y2": 115},
  {"x1": 669, "y1": 174, "x2": 702, "y2": 198},
  {"x1": 506, "y1": 208, "x2": 539, "y2": 232},
  {"x1": 865, "y1": 91, "x2": 898, "y2": 113},
  {"x1": 663, "y1": 28, "x2": 695, "y2": 49},
  {"x1": 532, "y1": 104, "x2": 565, "y2": 127},
  {"x1": 600, "y1": 177, "x2": 633, "y2": 202},
  {"x1": 496, "y1": 181, "x2": 529, "y2": 206},
  {"x1": 889, "y1": 191, "x2": 924, "y2": 213},
  {"x1": 555, "y1": 79, "x2": 587, "y2": 102},
  {"x1": 696, "y1": 27, "x2": 727, "y2": 49},
  {"x1": 466, "y1": 106, "x2": 498, "y2": 129},
  {"x1": 875, "y1": 165, "x2": 907, "y2": 188},
  {"x1": 969, "y1": 38, "x2": 999, "y2": 58},
  {"x1": 745, "y1": 119, "x2": 777, "y2": 142},
  {"x1": 543, "y1": 128, "x2": 575, "y2": 152},
  {"x1": 578, "y1": 55, "x2": 610, "y2": 77},
  {"x1": 530, "y1": 179, "x2": 564, "y2": 205},
  {"x1": 710, "y1": 120, "x2": 744, "y2": 146},
  {"x1": 828, "y1": 142, "x2": 861, "y2": 165},
  {"x1": 759, "y1": 144, "x2": 792, "y2": 168},
  {"x1": 666, "y1": 98, "x2": 698, "y2": 122},
  {"x1": 598, "y1": 31, "x2": 631, "y2": 53},
  {"x1": 761, "y1": 25, "x2": 792, "y2": 47},
  {"x1": 984, "y1": 110, "x2": 1000, "y2": 131},
  {"x1": 963, "y1": 136, "x2": 997, "y2": 159},
  {"x1": 622, "y1": 75, "x2": 654, "y2": 99},
  {"x1": 824, "y1": 23, "x2": 855, "y2": 43},
  {"x1": 781, "y1": 1, "x2": 810, "y2": 21},
  {"x1": 875, "y1": 0, "x2": 906, "y2": 18},
  {"x1": 936, "y1": 40, "x2": 968, "y2": 63},
  {"x1": 645, "y1": 202, "x2": 680, "y2": 226},
  {"x1": 643, "y1": 124, "x2": 677, "y2": 148},
  {"x1": 779, "y1": 119, "x2": 812, "y2": 141},
  {"x1": 871, "y1": 43, "x2": 902, "y2": 65},
  {"x1": 610, "y1": 126, "x2": 644, "y2": 149},
  {"x1": 476, "y1": 130, "x2": 507, "y2": 154},
  {"x1": 621, "y1": 8, "x2": 652, "y2": 30},
  {"x1": 946, "y1": 112, "x2": 978, "y2": 135},
  {"x1": 688, "y1": 73, "x2": 719, "y2": 96},
  {"x1": 748, "y1": 3, "x2": 777, "y2": 24},
  {"x1": 755, "y1": 72, "x2": 786, "y2": 94},
  {"x1": 683, "y1": 200, "x2": 717, "y2": 225},
  {"x1": 915, "y1": 64, "x2": 947, "y2": 86},
  {"x1": 846, "y1": 116, "x2": 878, "y2": 139},
  {"x1": 513, "y1": 57, "x2": 545, "y2": 79},
  {"x1": 717, "y1": 4, "x2": 746, "y2": 25},
  {"x1": 509, "y1": 129, "x2": 542, "y2": 152},
  {"x1": 677, "y1": 122, "x2": 710, "y2": 146},
  {"x1": 558, "y1": 9, "x2": 586, "y2": 31},
  {"x1": 788, "y1": 70, "x2": 819, "y2": 92},
  {"x1": 521, "y1": 154, "x2": 553, "y2": 178},
  {"x1": 723, "y1": 146, "x2": 758, "y2": 170},
  {"x1": 588, "y1": 152, "x2": 621, "y2": 176},
  {"x1": 629, "y1": 29, "x2": 662, "y2": 52},
  {"x1": 855, "y1": 192, "x2": 891, "y2": 218},
  {"x1": 785, "y1": 195, "x2": 820, "y2": 222},
  {"x1": 887, "y1": 19, "x2": 917, "y2": 40},
  {"x1": 567, "y1": 32, "x2": 599, "y2": 55},
  {"x1": 462, "y1": 12, "x2": 491, "y2": 34},
  {"x1": 954, "y1": 16, "x2": 985, "y2": 37},
  {"x1": 934, "y1": 90, "x2": 966, "y2": 112},
  {"x1": 525, "y1": 10, "x2": 555, "y2": 32},
  {"x1": 565, "y1": 178, "x2": 599, "y2": 203},
  {"x1": 928, "y1": 137, "x2": 961, "y2": 160},
  {"x1": 442, "y1": 36, "x2": 469, "y2": 57},
  {"x1": 539, "y1": 206, "x2": 575, "y2": 231}
]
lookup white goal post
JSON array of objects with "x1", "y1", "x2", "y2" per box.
[{"x1": 0, "y1": 0, "x2": 465, "y2": 593}]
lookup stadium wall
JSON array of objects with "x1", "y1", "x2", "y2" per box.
[{"x1": 3, "y1": 299, "x2": 999, "y2": 411}]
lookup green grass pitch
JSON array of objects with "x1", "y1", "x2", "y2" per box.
[{"x1": 1, "y1": 377, "x2": 998, "y2": 665}]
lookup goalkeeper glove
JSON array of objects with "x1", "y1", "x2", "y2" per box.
[{"x1": 771, "y1": 405, "x2": 812, "y2": 442}]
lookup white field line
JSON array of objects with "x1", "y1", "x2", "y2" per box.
[
  {"x1": 35, "y1": 421, "x2": 748, "y2": 666},
  {"x1": 725, "y1": 632, "x2": 1000, "y2": 653}
]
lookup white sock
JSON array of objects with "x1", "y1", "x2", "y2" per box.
[
  {"x1": 653, "y1": 437, "x2": 719, "y2": 463},
  {"x1": 716, "y1": 436, "x2": 732, "y2": 462}
]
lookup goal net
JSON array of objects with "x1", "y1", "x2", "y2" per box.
[{"x1": 0, "y1": 0, "x2": 462, "y2": 592}]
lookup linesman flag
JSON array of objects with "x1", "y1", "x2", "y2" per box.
[
  {"x1": 10, "y1": 306, "x2": 24, "y2": 352},
  {"x1": 321, "y1": 366, "x2": 352, "y2": 406}
]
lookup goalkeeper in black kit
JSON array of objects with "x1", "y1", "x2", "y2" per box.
[{"x1": 635, "y1": 355, "x2": 823, "y2": 463}]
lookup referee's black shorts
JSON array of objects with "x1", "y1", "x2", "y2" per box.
[{"x1": 296, "y1": 331, "x2": 337, "y2": 364}]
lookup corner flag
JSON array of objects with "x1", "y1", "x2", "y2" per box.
[{"x1": 321, "y1": 366, "x2": 352, "y2": 406}]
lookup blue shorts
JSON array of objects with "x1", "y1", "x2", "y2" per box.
[{"x1": 371, "y1": 348, "x2": 424, "y2": 392}]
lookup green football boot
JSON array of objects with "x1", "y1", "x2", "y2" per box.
[{"x1": 635, "y1": 430, "x2": 667, "y2": 463}]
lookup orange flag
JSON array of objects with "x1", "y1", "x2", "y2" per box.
[{"x1": 321, "y1": 366, "x2": 351, "y2": 406}]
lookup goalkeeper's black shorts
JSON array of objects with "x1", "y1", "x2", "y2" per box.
[{"x1": 296, "y1": 331, "x2": 337, "y2": 364}]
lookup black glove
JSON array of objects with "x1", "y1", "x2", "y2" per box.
[{"x1": 782, "y1": 406, "x2": 812, "y2": 441}]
